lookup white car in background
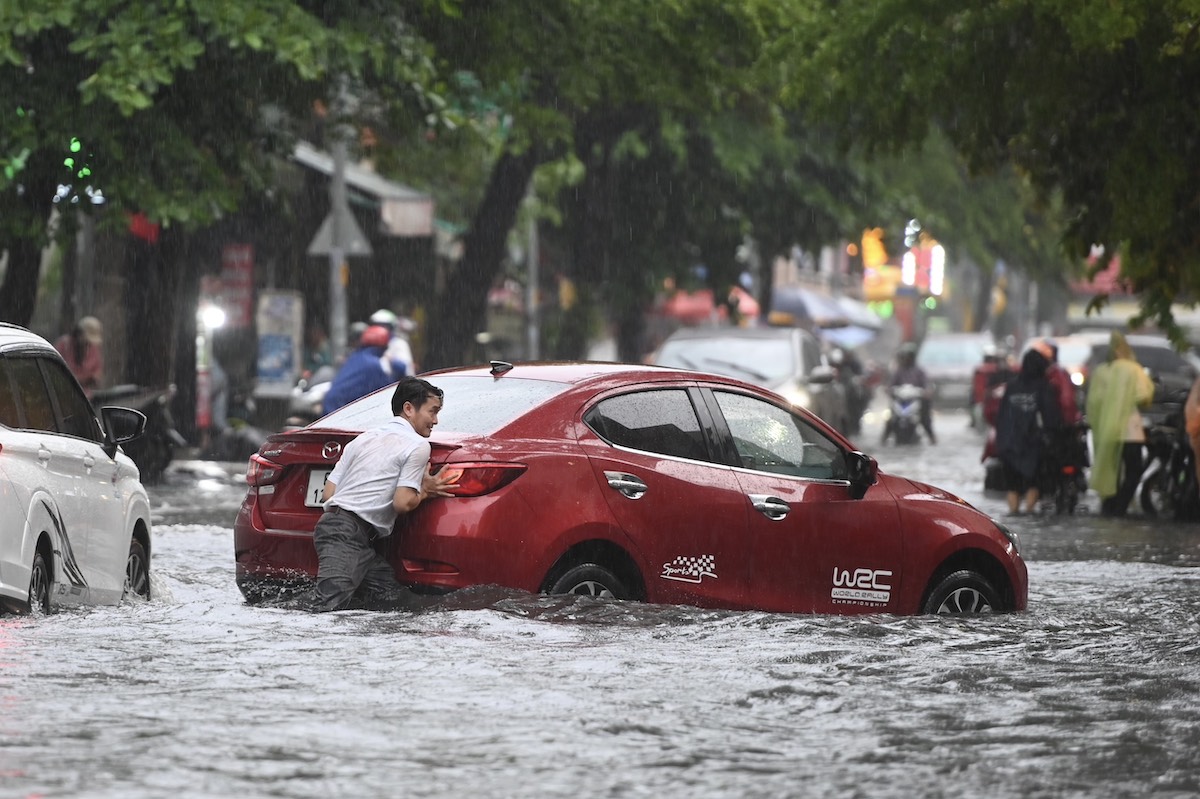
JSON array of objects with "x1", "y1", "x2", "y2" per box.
[{"x1": 0, "y1": 323, "x2": 152, "y2": 614}]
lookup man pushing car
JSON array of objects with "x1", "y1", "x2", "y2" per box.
[{"x1": 312, "y1": 376, "x2": 459, "y2": 611}]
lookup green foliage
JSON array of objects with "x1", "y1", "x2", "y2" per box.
[{"x1": 789, "y1": 0, "x2": 1200, "y2": 343}]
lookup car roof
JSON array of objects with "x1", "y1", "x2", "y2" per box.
[
  {"x1": 660, "y1": 325, "x2": 802, "y2": 342},
  {"x1": 0, "y1": 322, "x2": 58, "y2": 356},
  {"x1": 424, "y1": 360, "x2": 734, "y2": 387}
]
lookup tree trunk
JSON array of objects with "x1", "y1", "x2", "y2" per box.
[
  {"x1": 0, "y1": 172, "x2": 55, "y2": 327},
  {"x1": 423, "y1": 147, "x2": 541, "y2": 371},
  {"x1": 124, "y1": 226, "x2": 185, "y2": 388}
]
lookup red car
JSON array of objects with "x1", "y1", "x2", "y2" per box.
[{"x1": 234, "y1": 362, "x2": 1027, "y2": 615}]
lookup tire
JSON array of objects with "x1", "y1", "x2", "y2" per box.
[
  {"x1": 28, "y1": 550, "x2": 52, "y2": 615},
  {"x1": 1140, "y1": 472, "x2": 1175, "y2": 518},
  {"x1": 125, "y1": 539, "x2": 151, "y2": 601},
  {"x1": 922, "y1": 569, "x2": 1003, "y2": 615},
  {"x1": 547, "y1": 563, "x2": 631, "y2": 600}
]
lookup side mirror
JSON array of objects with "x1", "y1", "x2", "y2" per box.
[
  {"x1": 846, "y1": 450, "x2": 878, "y2": 499},
  {"x1": 808, "y1": 364, "x2": 836, "y2": 385},
  {"x1": 100, "y1": 406, "x2": 147, "y2": 457}
]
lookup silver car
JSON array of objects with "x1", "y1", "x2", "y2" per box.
[{"x1": 651, "y1": 326, "x2": 848, "y2": 433}]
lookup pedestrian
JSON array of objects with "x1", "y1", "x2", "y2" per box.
[
  {"x1": 322, "y1": 325, "x2": 399, "y2": 415},
  {"x1": 994, "y1": 347, "x2": 1061, "y2": 515},
  {"x1": 1085, "y1": 330, "x2": 1155, "y2": 517},
  {"x1": 1038, "y1": 340, "x2": 1079, "y2": 426},
  {"x1": 312, "y1": 376, "x2": 460, "y2": 611},
  {"x1": 1185, "y1": 374, "x2": 1200, "y2": 490},
  {"x1": 54, "y1": 315, "x2": 104, "y2": 398}
]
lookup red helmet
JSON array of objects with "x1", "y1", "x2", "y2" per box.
[{"x1": 359, "y1": 325, "x2": 391, "y2": 348}]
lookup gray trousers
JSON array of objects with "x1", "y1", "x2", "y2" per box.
[{"x1": 312, "y1": 506, "x2": 409, "y2": 611}]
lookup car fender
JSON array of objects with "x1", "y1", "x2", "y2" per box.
[{"x1": 892, "y1": 484, "x2": 1027, "y2": 610}]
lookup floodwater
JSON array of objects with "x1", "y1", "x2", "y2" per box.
[{"x1": 2, "y1": 408, "x2": 1199, "y2": 798}]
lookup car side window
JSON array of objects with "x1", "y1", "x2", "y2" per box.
[
  {"x1": 585, "y1": 389, "x2": 708, "y2": 462},
  {"x1": 0, "y1": 358, "x2": 21, "y2": 428},
  {"x1": 7, "y1": 356, "x2": 57, "y2": 432},
  {"x1": 41, "y1": 358, "x2": 104, "y2": 442},
  {"x1": 714, "y1": 390, "x2": 846, "y2": 480}
]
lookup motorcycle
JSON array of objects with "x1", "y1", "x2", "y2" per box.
[
  {"x1": 882, "y1": 384, "x2": 925, "y2": 445},
  {"x1": 1138, "y1": 389, "x2": 1199, "y2": 520},
  {"x1": 91, "y1": 384, "x2": 187, "y2": 484},
  {"x1": 1038, "y1": 421, "x2": 1091, "y2": 515},
  {"x1": 284, "y1": 364, "x2": 336, "y2": 429}
]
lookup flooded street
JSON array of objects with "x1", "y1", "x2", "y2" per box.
[{"x1": 3, "y1": 408, "x2": 1200, "y2": 798}]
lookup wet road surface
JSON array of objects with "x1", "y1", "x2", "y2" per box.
[{"x1": 1, "y1": 407, "x2": 1198, "y2": 798}]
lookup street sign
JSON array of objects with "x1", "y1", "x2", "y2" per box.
[{"x1": 306, "y1": 204, "x2": 373, "y2": 257}]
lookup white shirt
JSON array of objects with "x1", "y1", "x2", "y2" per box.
[{"x1": 323, "y1": 417, "x2": 430, "y2": 538}]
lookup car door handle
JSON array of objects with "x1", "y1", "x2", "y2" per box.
[
  {"x1": 83, "y1": 454, "x2": 96, "y2": 470},
  {"x1": 750, "y1": 493, "x2": 790, "y2": 521},
  {"x1": 37, "y1": 447, "x2": 52, "y2": 463},
  {"x1": 605, "y1": 471, "x2": 648, "y2": 500}
]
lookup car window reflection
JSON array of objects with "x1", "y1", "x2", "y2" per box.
[
  {"x1": 585, "y1": 389, "x2": 708, "y2": 461},
  {"x1": 714, "y1": 391, "x2": 846, "y2": 480}
]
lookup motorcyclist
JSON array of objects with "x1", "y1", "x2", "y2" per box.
[
  {"x1": 829, "y1": 346, "x2": 869, "y2": 435},
  {"x1": 369, "y1": 308, "x2": 417, "y2": 376},
  {"x1": 322, "y1": 325, "x2": 402, "y2": 415},
  {"x1": 886, "y1": 342, "x2": 936, "y2": 444}
]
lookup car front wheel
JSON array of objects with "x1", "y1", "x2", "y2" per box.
[
  {"x1": 125, "y1": 539, "x2": 151, "y2": 601},
  {"x1": 922, "y1": 569, "x2": 1002, "y2": 614},
  {"x1": 547, "y1": 563, "x2": 631, "y2": 600},
  {"x1": 28, "y1": 550, "x2": 51, "y2": 614}
]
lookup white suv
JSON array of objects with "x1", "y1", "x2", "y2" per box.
[{"x1": 0, "y1": 323, "x2": 152, "y2": 613}]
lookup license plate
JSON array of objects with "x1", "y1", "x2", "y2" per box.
[{"x1": 305, "y1": 468, "x2": 332, "y2": 507}]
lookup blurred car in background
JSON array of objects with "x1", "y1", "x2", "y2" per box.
[
  {"x1": 1078, "y1": 332, "x2": 1200, "y2": 424},
  {"x1": 651, "y1": 326, "x2": 850, "y2": 434},
  {"x1": 916, "y1": 331, "x2": 995, "y2": 413}
]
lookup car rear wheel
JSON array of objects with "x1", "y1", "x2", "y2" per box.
[
  {"x1": 922, "y1": 569, "x2": 1002, "y2": 614},
  {"x1": 547, "y1": 563, "x2": 631, "y2": 600},
  {"x1": 28, "y1": 550, "x2": 51, "y2": 615},
  {"x1": 125, "y1": 539, "x2": 151, "y2": 600}
]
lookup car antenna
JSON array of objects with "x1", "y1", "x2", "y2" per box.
[{"x1": 490, "y1": 360, "x2": 514, "y2": 377}]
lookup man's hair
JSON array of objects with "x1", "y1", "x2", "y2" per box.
[{"x1": 391, "y1": 376, "x2": 443, "y2": 415}]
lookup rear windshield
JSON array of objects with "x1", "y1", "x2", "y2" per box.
[{"x1": 317, "y1": 375, "x2": 571, "y2": 435}]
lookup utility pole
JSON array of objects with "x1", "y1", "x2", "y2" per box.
[{"x1": 328, "y1": 138, "x2": 349, "y2": 364}]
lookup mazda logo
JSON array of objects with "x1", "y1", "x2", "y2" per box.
[{"x1": 322, "y1": 442, "x2": 342, "y2": 460}]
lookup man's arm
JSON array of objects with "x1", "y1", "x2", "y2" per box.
[
  {"x1": 391, "y1": 465, "x2": 460, "y2": 514},
  {"x1": 321, "y1": 480, "x2": 337, "y2": 502}
]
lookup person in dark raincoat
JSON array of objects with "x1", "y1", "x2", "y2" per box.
[{"x1": 995, "y1": 347, "x2": 1061, "y2": 515}]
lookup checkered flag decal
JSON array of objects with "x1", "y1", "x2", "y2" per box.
[{"x1": 660, "y1": 554, "x2": 717, "y2": 583}]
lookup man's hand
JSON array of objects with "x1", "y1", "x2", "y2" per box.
[{"x1": 423, "y1": 465, "x2": 461, "y2": 499}]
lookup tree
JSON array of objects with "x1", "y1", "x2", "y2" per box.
[
  {"x1": 0, "y1": 0, "x2": 439, "y2": 383},
  {"x1": 788, "y1": 0, "x2": 1200, "y2": 342}
]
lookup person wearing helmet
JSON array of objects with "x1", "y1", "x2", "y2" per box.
[
  {"x1": 370, "y1": 308, "x2": 416, "y2": 376},
  {"x1": 322, "y1": 325, "x2": 401, "y2": 415},
  {"x1": 886, "y1": 342, "x2": 936, "y2": 444}
]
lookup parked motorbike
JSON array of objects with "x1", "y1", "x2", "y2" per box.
[
  {"x1": 882, "y1": 384, "x2": 924, "y2": 445},
  {"x1": 284, "y1": 365, "x2": 335, "y2": 429},
  {"x1": 1139, "y1": 389, "x2": 1198, "y2": 520},
  {"x1": 91, "y1": 384, "x2": 187, "y2": 484}
]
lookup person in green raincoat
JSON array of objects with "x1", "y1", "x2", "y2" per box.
[{"x1": 1085, "y1": 331, "x2": 1155, "y2": 517}]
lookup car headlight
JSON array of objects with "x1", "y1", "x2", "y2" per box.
[{"x1": 995, "y1": 520, "x2": 1021, "y2": 554}]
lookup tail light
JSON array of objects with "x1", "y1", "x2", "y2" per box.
[
  {"x1": 438, "y1": 463, "x2": 525, "y2": 497},
  {"x1": 246, "y1": 453, "x2": 285, "y2": 487}
]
